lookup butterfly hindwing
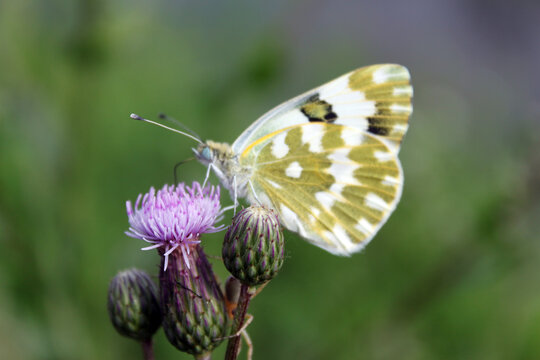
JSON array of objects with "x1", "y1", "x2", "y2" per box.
[
  {"x1": 239, "y1": 123, "x2": 403, "y2": 255},
  {"x1": 232, "y1": 64, "x2": 412, "y2": 155}
]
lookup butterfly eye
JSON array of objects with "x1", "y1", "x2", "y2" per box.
[
  {"x1": 193, "y1": 144, "x2": 213, "y2": 165},
  {"x1": 200, "y1": 146, "x2": 212, "y2": 161}
]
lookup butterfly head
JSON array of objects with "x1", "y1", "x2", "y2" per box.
[
  {"x1": 193, "y1": 143, "x2": 213, "y2": 166},
  {"x1": 193, "y1": 140, "x2": 236, "y2": 166},
  {"x1": 193, "y1": 140, "x2": 246, "y2": 196}
]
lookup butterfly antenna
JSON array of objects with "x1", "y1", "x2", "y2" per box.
[
  {"x1": 158, "y1": 113, "x2": 202, "y2": 143},
  {"x1": 130, "y1": 113, "x2": 203, "y2": 144},
  {"x1": 174, "y1": 157, "x2": 195, "y2": 184}
]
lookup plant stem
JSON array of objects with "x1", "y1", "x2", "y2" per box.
[
  {"x1": 224, "y1": 284, "x2": 253, "y2": 360},
  {"x1": 141, "y1": 338, "x2": 155, "y2": 360}
]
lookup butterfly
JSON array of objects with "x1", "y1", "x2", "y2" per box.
[{"x1": 134, "y1": 64, "x2": 413, "y2": 255}]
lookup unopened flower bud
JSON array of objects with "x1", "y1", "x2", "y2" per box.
[
  {"x1": 160, "y1": 245, "x2": 230, "y2": 356},
  {"x1": 222, "y1": 206, "x2": 284, "y2": 286},
  {"x1": 107, "y1": 269, "x2": 161, "y2": 341}
]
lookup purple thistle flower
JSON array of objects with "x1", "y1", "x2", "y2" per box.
[{"x1": 126, "y1": 182, "x2": 225, "y2": 270}]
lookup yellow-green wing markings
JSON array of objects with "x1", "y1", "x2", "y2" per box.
[
  {"x1": 232, "y1": 64, "x2": 413, "y2": 155},
  {"x1": 348, "y1": 64, "x2": 412, "y2": 146},
  {"x1": 315, "y1": 64, "x2": 413, "y2": 153},
  {"x1": 241, "y1": 123, "x2": 402, "y2": 255}
]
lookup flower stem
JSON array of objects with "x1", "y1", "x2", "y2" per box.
[
  {"x1": 141, "y1": 338, "x2": 155, "y2": 360},
  {"x1": 224, "y1": 284, "x2": 254, "y2": 360}
]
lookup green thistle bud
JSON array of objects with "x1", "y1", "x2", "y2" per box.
[
  {"x1": 160, "y1": 244, "x2": 230, "y2": 356},
  {"x1": 107, "y1": 269, "x2": 161, "y2": 341},
  {"x1": 222, "y1": 205, "x2": 285, "y2": 286}
]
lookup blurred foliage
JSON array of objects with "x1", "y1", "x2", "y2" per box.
[{"x1": 1, "y1": 1, "x2": 539, "y2": 359}]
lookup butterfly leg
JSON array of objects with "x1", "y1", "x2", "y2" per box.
[
  {"x1": 248, "y1": 180, "x2": 262, "y2": 205},
  {"x1": 213, "y1": 313, "x2": 253, "y2": 340},
  {"x1": 202, "y1": 163, "x2": 214, "y2": 189},
  {"x1": 241, "y1": 325, "x2": 253, "y2": 360},
  {"x1": 233, "y1": 175, "x2": 238, "y2": 215},
  {"x1": 234, "y1": 313, "x2": 254, "y2": 360}
]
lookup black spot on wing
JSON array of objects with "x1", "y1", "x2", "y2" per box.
[
  {"x1": 367, "y1": 117, "x2": 389, "y2": 136},
  {"x1": 303, "y1": 115, "x2": 323, "y2": 122},
  {"x1": 300, "y1": 92, "x2": 338, "y2": 124},
  {"x1": 324, "y1": 112, "x2": 337, "y2": 121}
]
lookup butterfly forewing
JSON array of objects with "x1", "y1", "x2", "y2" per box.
[
  {"x1": 232, "y1": 64, "x2": 412, "y2": 155},
  {"x1": 240, "y1": 123, "x2": 403, "y2": 255},
  {"x1": 326, "y1": 64, "x2": 412, "y2": 152}
]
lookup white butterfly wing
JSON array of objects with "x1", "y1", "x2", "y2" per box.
[{"x1": 232, "y1": 64, "x2": 412, "y2": 155}]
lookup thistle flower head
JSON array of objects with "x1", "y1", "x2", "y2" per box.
[{"x1": 126, "y1": 182, "x2": 224, "y2": 269}]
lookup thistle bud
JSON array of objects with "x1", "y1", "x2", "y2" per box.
[
  {"x1": 222, "y1": 205, "x2": 284, "y2": 286},
  {"x1": 107, "y1": 269, "x2": 161, "y2": 341},
  {"x1": 160, "y1": 244, "x2": 230, "y2": 356}
]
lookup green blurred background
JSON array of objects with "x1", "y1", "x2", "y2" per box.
[{"x1": 1, "y1": 1, "x2": 539, "y2": 359}]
